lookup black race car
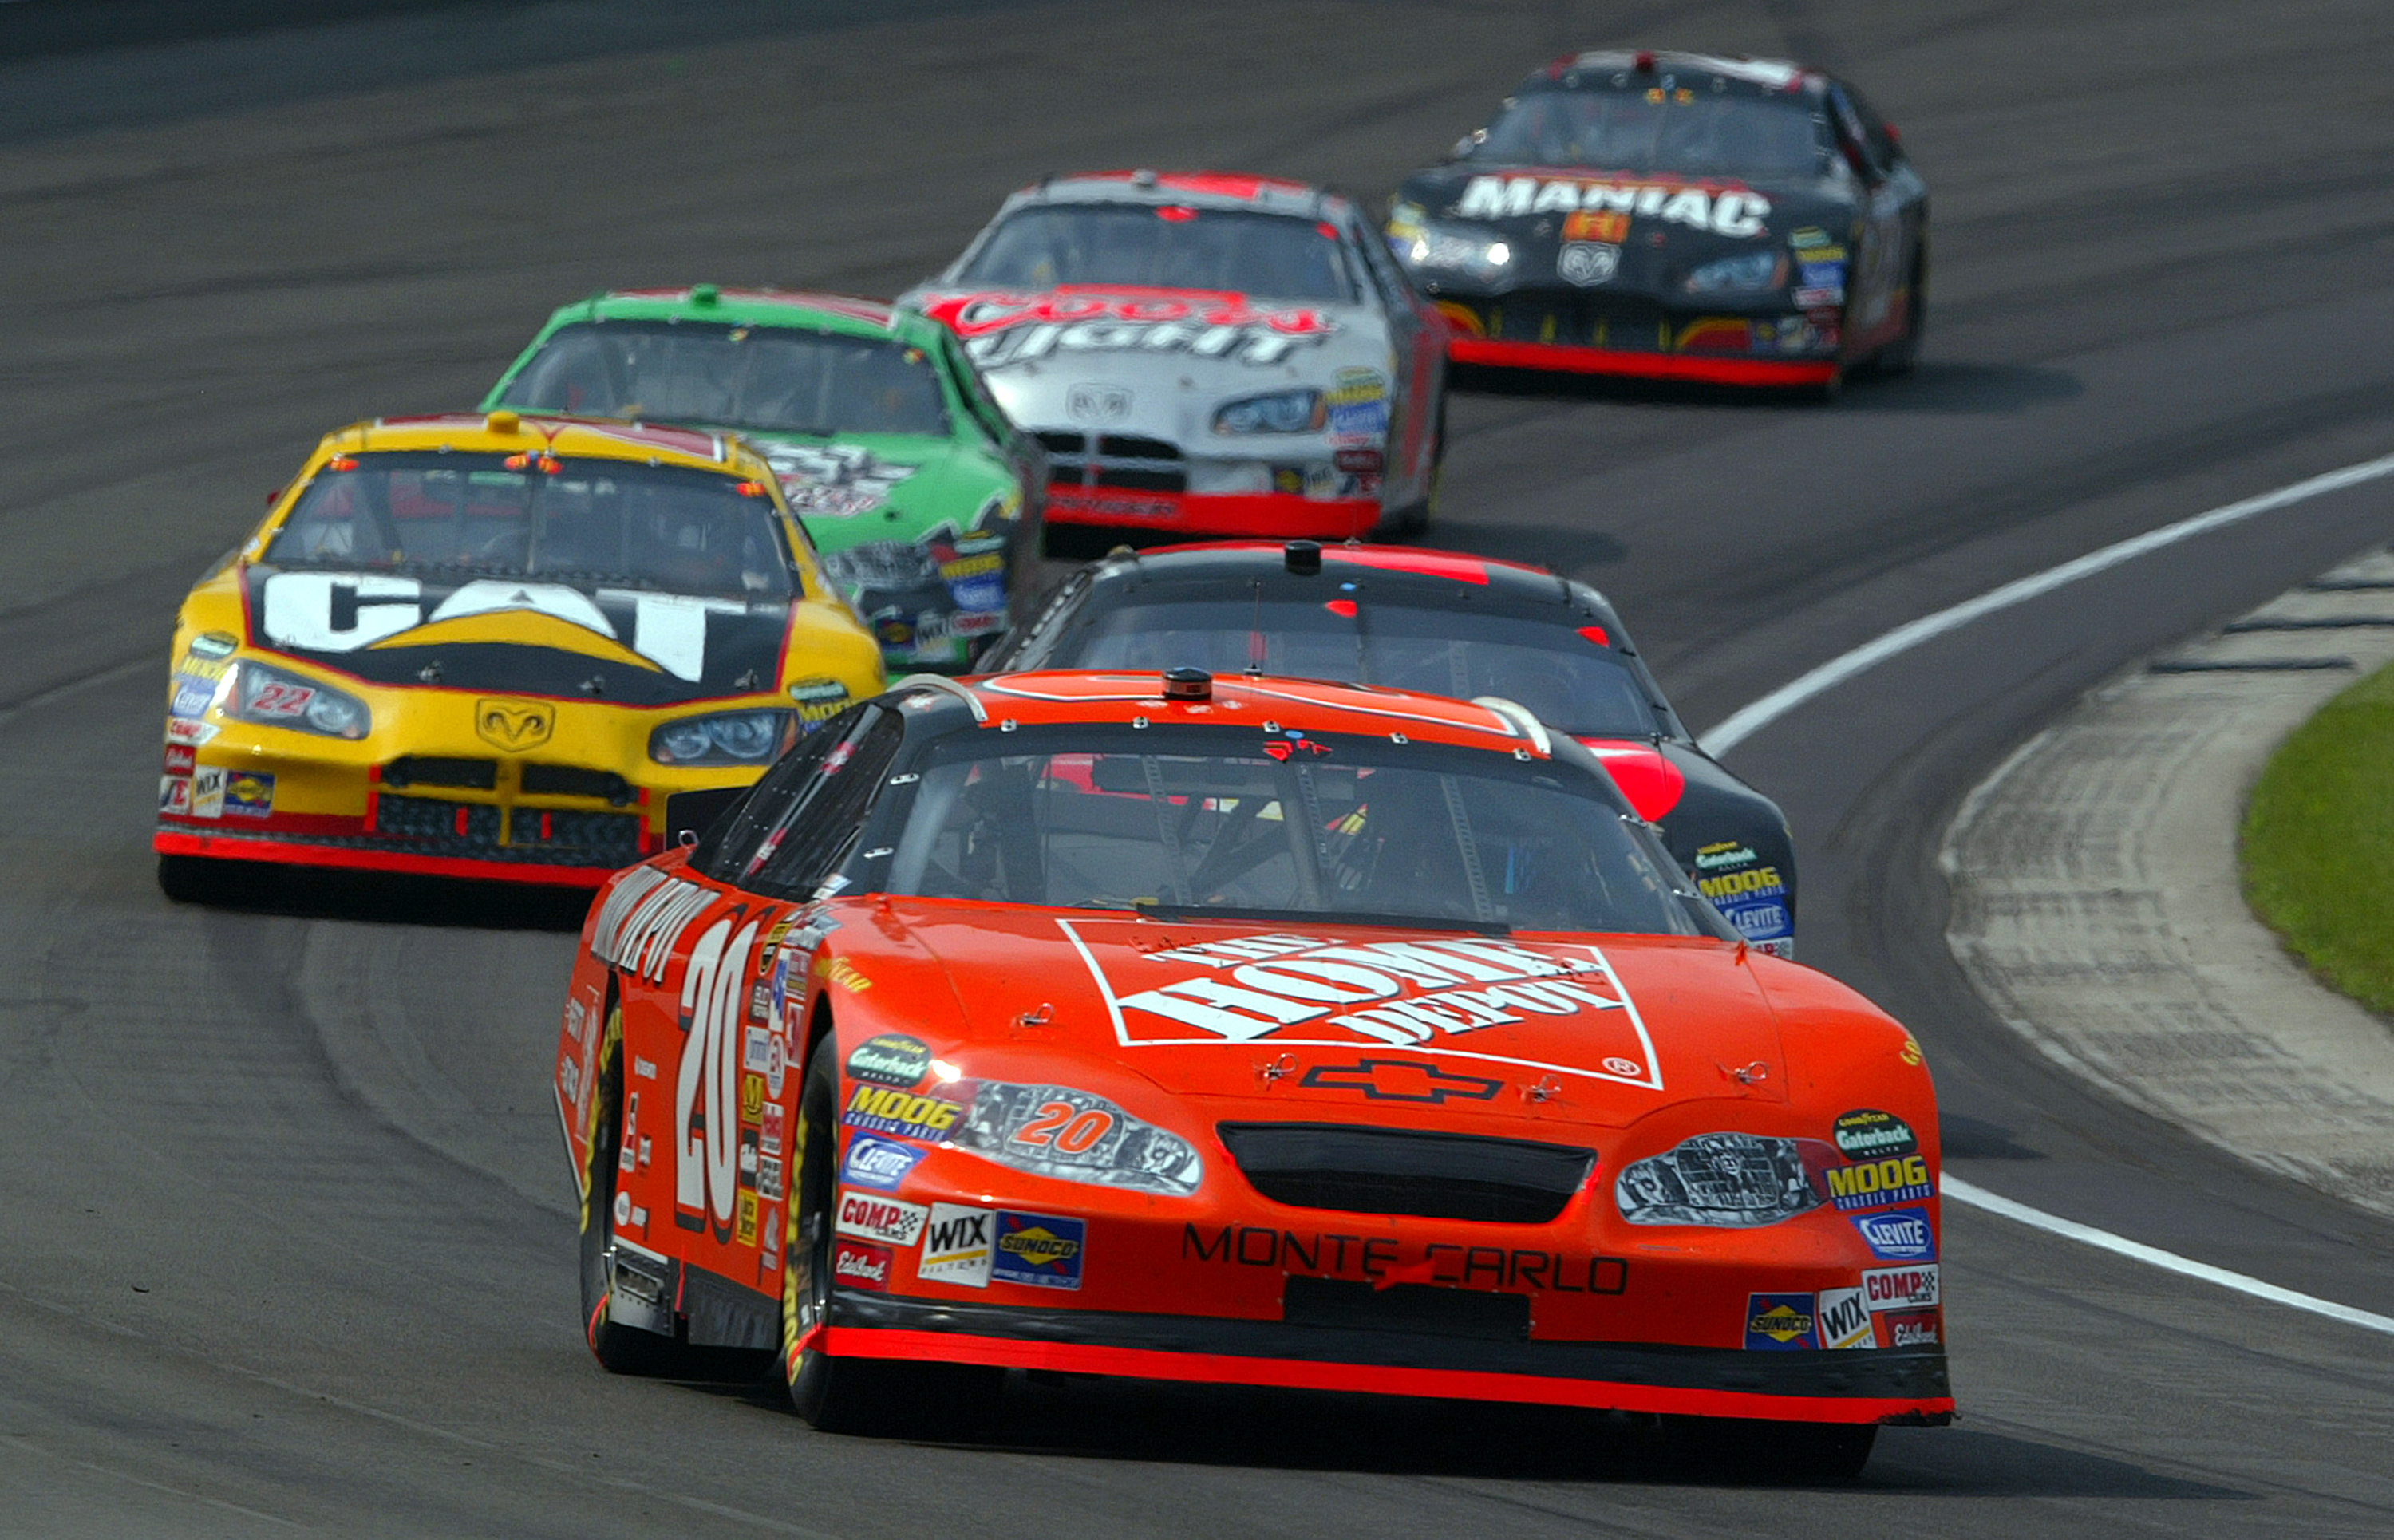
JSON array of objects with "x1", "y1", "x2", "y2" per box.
[
  {"x1": 1388, "y1": 49, "x2": 1927, "y2": 392},
  {"x1": 982, "y1": 539, "x2": 1798, "y2": 954}
]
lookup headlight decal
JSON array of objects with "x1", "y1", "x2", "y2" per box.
[
  {"x1": 219, "y1": 659, "x2": 371, "y2": 740},
  {"x1": 649, "y1": 708, "x2": 797, "y2": 765},
  {"x1": 1394, "y1": 224, "x2": 1515, "y2": 281},
  {"x1": 951, "y1": 1080, "x2": 1203, "y2": 1197},
  {"x1": 1614, "y1": 1131, "x2": 1834, "y2": 1227},
  {"x1": 1212, "y1": 389, "x2": 1326, "y2": 436},
  {"x1": 1684, "y1": 250, "x2": 1789, "y2": 296}
]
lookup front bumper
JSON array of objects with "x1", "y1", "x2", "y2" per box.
[
  {"x1": 823, "y1": 1293, "x2": 1951, "y2": 1423},
  {"x1": 806, "y1": 1121, "x2": 1952, "y2": 1424},
  {"x1": 156, "y1": 708, "x2": 766, "y2": 886},
  {"x1": 1434, "y1": 294, "x2": 1839, "y2": 385}
]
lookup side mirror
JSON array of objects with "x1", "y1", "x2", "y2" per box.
[{"x1": 1450, "y1": 134, "x2": 1476, "y2": 161}]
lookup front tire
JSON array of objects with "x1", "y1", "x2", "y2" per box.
[
  {"x1": 784, "y1": 1031, "x2": 1001, "y2": 1435},
  {"x1": 157, "y1": 852, "x2": 271, "y2": 906}
]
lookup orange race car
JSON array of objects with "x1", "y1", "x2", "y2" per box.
[{"x1": 552, "y1": 669, "x2": 1950, "y2": 1472}]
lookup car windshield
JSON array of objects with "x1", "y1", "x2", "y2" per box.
[
  {"x1": 1058, "y1": 598, "x2": 1665, "y2": 739},
  {"x1": 955, "y1": 205, "x2": 1356, "y2": 303},
  {"x1": 1474, "y1": 84, "x2": 1829, "y2": 177},
  {"x1": 866, "y1": 722, "x2": 1708, "y2": 935},
  {"x1": 496, "y1": 320, "x2": 949, "y2": 437},
  {"x1": 263, "y1": 452, "x2": 793, "y2": 598}
]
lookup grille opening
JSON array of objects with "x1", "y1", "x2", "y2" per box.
[
  {"x1": 381, "y1": 756, "x2": 496, "y2": 791},
  {"x1": 1038, "y1": 428, "x2": 1187, "y2": 493},
  {"x1": 1282, "y1": 1277, "x2": 1530, "y2": 1341},
  {"x1": 1217, "y1": 1123, "x2": 1595, "y2": 1224},
  {"x1": 374, "y1": 793, "x2": 503, "y2": 848},
  {"x1": 1096, "y1": 433, "x2": 1180, "y2": 461},
  {"x1": 520, "y1": 764, "x2": 637, "y2": 804},
  {"x1": 508, "y1": 807, "x2": 642, "y2": 860}
]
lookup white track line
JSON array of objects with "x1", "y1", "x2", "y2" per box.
[
  {"x1": 1945, "y1": 1177, "x2": 2394, "y2": 1337},
  {"x1": 1698, "y1": 448, "x2": 2394, "y2": 755},
  {"x1": 1690, "y1": 449, "x2": 2394, "y2": 1330}
]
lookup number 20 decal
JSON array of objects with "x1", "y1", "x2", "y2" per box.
[
  {"x1": 674, "y1": 912, "x2": 760, "y2": 1244},
  {"x1": 1012, "y1": 1100, "x2": 1115, "y2": 1155}
]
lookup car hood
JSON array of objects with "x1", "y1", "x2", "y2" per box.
[
  {"x1": 237, "y1": 563, "x2": 793, "y2": 706},
  {"x1": 904, "y1": 284, "x2": 1394, "y2": 438},
  {"x1": 737, "y1": 432, "x2": 1017, "y2": 552},
  {"x1": 837, "y1": 901, "x2": 1786, "y2": 1130},
  {"x1": 1396, "y1": 162, "x2": 1859, "y2": 294}
]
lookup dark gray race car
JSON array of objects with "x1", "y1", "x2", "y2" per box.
[
  {"x1": 983, "y1": 539, "x2": 1800, "y2": 955},
  {"x1": 1389, "y1": 49, "x2": 1927, "y2": 392}
]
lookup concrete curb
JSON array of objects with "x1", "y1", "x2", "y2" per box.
[{"x1": 1942, "y1": 541, "x2": 2394, "y2": 1219}]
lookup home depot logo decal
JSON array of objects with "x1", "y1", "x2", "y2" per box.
[{"x1": 1060, "y1": 921, "x2": 1661, "y2": 1088}]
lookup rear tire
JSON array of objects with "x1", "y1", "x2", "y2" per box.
[
  {"x1": 579, "y1": 1001, "x2": 696, "y2": 1376},
  {"x1": 1373, "y1": 399, "x2": 1445, "y2": 539},
  {"x1": 1873, "y1": 248, "x2": 1927, "y2": 377},
  {"x1": 785, "y1": 1031, "x2": 1001, "y2": 1435}
]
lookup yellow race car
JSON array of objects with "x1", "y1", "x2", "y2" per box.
[{"x1": 156, "y1": 412, "x2": 884, "y2": 896}]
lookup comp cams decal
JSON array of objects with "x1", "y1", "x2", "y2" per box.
[{"x1": 1062, "y1": 922, "x2": 1661, "y2": 1088}]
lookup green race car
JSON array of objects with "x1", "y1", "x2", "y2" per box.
[{"x1": 484, "y1": 286, "x2": 1045, "y2": 671}]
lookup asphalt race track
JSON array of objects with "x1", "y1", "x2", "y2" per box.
[{"x1": 4, "y1": 2, "x2": 2392, "y2": 1534}]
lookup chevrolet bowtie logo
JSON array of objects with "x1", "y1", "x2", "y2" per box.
[
  {"x1": 476, "y1": 697, "x2": 555, "y2": 752},
  {"x1": 1298, "y1": 1059, "x2": 1506, "y2": 1104}
]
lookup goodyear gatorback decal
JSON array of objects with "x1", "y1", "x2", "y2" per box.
[{"x1": 1061, "y1": 921, "x2": 1661, "y2": 1088}]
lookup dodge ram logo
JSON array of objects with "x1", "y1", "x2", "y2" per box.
[
  {"x1": 476, "y1": 697, "x2": 554, "y2": 751},
  {"x1": 1298, "y1": 1058, "x2": 1505, "y2": 1104},
  {"x1": 1067, "y1": 383, "x2": 1132, "y2": 423}
]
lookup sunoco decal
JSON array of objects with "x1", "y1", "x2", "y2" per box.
[{"x1": 1060, "y1": 920, "x2": 1661, "y2": 1088}]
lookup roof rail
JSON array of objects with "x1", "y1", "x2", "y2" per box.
[
  {"x1": 1471, "y1": 695, "x2": 1552, "y2": 755},
  {"x1": 889, "y1": 673, "x2": 987, "y2": 723}
]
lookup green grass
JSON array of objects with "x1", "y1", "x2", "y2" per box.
[{"x1": 2242, "y1": 657, "x2": 2394, "y2": 1018}]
